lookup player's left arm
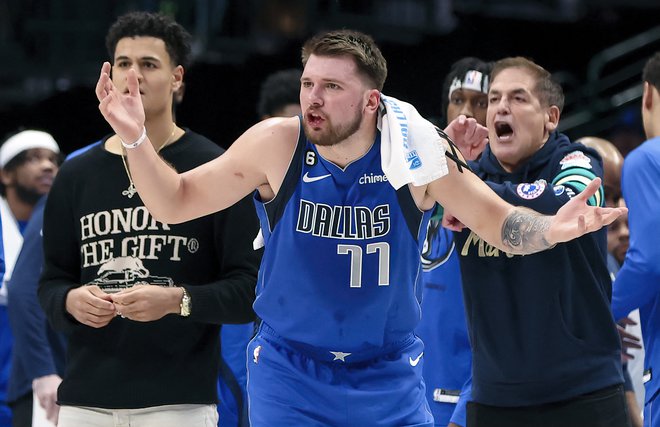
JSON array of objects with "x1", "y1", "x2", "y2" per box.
[
  {"x1": 483, "y1": 148, "x2": 605, "y2": 215},
  {"x1": 424, "y1": 142, "x2": 623, "y2": 256}
]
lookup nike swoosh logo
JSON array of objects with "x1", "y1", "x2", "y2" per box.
[
  {"x1": 302, "y1": 172, "x2": 332, "y2": 183},
  {"x1": 409, "y1": 352, "x2": 423, "y2": 367}
]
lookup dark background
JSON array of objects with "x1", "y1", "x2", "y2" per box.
[{"x1": 1, "y1": 0, "x2": 658, "y2": 155}]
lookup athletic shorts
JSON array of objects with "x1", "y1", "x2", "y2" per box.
[{"x1": 246, "y1": 323, "x2": 433, "y2": 427}]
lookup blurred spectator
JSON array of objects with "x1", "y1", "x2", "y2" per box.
[
  {"x1": 417, "y1": 56, "x2": 490, "y2": 427},
  {"x1": 256, "y1": 68, "x2": 302, "y2": 120},
  {"x1": 0, "y1": 129, "x2": 60, "y2": 427}
]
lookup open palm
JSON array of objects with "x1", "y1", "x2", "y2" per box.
[
  {"x1": 95, "y1": 61, "x2": 145, "y2": 143},
  {"x1": 550, "y1": 177, "x2": 626, "y2": 244}
]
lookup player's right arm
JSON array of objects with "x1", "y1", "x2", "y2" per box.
[
  {"x1": 96, "y1": 62, "x2": 297, "y2": 224},
  {"x1": 130, "y1": 117, "x2": 296, "y2": 224}
]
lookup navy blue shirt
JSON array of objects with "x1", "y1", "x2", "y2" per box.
[
  {"x1": 457, "y1": 132, "x2": 623, "y2": 406},
  {"x1": 7, "y1": 198, "x2": 67, "y2": 403}
]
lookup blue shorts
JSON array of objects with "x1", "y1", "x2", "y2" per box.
[{"x1": 246, "y1": 323, "x2": 433, "y2": 427}]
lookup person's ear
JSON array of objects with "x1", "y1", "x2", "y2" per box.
[
  {"x1": 172, "y1": 65, "x2": 184, "y2": 92},
  {"x1": 365, "y1": 89, "x2": 380, "y2": 113},
  {"x1": 0, "y1": 169, "x2": 14, "y2": 186},
  {"x1": 545, "y1": 105, "x2": 561, "y2": 132},
  {"x1": 642, "y1": 81, "x2": 654, "y2": 111}
]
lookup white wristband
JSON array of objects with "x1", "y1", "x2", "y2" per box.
[{"x1": 120, "y1": 127, "x2": 147, "y2": 149}]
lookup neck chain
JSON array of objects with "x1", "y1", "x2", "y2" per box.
[{"x1": 120, "y1": 123, "x2": 176, "y2": 198}]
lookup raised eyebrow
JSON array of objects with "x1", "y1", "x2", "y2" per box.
[
  {"x1": 510, "y1": 88, "x2": 529, "y2": 97},
  {"x1": 488, "y1": 88, "x2": 528, "y2": 97}
]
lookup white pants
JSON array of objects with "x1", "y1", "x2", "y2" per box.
[{"x1": 58, "y1": 404, "x2": 218, "y2": 427}]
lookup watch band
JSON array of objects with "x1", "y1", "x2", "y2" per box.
[{"x1": 179, "y1": 287, "x2": 191, "y2": 317}]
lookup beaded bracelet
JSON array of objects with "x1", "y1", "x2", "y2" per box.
[{"x1": 120, "y1": 127, "x2": 147, "y2": 149}]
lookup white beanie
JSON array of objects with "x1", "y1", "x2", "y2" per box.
[{"x1": 0, "y1": 130, "x2": 60, "y2": 168}]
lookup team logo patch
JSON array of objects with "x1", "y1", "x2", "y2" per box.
[
  {"x1": 553, "y1": 185, "x2": 565, "y2": 196},
  {"x1": 559, "y1": 151, "x2": 592, "y2": 170},
  {"x1": 406, "y1": 150, "x2": 422, "y2": 170},
  {"x1": 517, "y1": 180, "x2": 546, "y2": 199},
  {"x1": 565, "y1": 187, "x2": 576, "y2": 198}
]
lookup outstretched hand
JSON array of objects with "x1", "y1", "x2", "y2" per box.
[
  {"x1": 95, "y1": 61, "x2": 145, "y2": 143},
  {"x1": 547, "y1": 177, "x2": 627, "y2": 245},
  {"x1": 444, "y1": 115, "x2": 488, "y2": 161}
]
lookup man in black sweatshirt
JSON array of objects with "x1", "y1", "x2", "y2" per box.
[{"x1": 38, "y1": 12, "x2": 260, "y2": 427}]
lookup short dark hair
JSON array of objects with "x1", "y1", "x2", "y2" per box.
[
  {"x1": 491, "y1": 57, "x2": 565, "y2": 112},
  {"x1": 441, "y1": 57, "x2": 491, "y2": 122},
  {"x1": 257, "y1": 69, "x2": 302, "y2": 118},
  {"x1": 301, "y1": 29, "x2": 387, "y2": 91},
  {"x1": 105, "y1": 11, "x2": 192, "y2": 68},
  {"x1": 642, "y1": 52, "x2": 660, "y2": 91}
]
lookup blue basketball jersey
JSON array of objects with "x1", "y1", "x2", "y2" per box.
[{"x1": 253, "y1": 119, "x2": 432, "y2": 356}]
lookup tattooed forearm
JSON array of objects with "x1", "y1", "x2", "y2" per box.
[{"x1": 501, "y1": 209, "x2": 555, "y2": 254}]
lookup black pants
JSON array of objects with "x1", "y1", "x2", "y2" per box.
[
  {"x1": 8, "y1": 392, "x2": 32, "y2": 427},
  {"x1": 467, "y1": 384, "x2": 630, "y2": 427}
]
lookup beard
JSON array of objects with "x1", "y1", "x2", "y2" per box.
[
  {"x1": 15, "y1": 182, "x2": 43, "y2": 206},
  {"x1": 304, "y1": 110, "x2": 363, "y2": 147}
]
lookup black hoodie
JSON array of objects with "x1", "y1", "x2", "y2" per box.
[{"x1": 456, "y1": 132, "x2": 623, "y2": 406}]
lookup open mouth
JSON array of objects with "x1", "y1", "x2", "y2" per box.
[
  {"x1": 37, "y1": 175, "x2": 55, "y2": 187},
  {"x1": 306, "y1": 111, "x2": 324, "y2": 128},
  {"x1": 495, "y1": 121, "x2": 514, "y2": 141}
]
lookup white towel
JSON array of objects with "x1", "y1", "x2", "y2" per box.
[{"x1": 377, "y1": 94, "x2": 449, "y2": 190}]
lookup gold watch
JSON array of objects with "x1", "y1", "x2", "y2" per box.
[{"x1": 179, "y1": 287, "x2": 191, "y2": 317}]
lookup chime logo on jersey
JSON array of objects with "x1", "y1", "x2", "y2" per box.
[
  {"x1": 516, "y1": 180, "x2": 546, "y2": 199},
  {"x1": 359, "y1": 172, "x2": 388, "y2": 185},
  {"x1": 296, "y1": 199, "x2": 391, "y2": 239}
]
